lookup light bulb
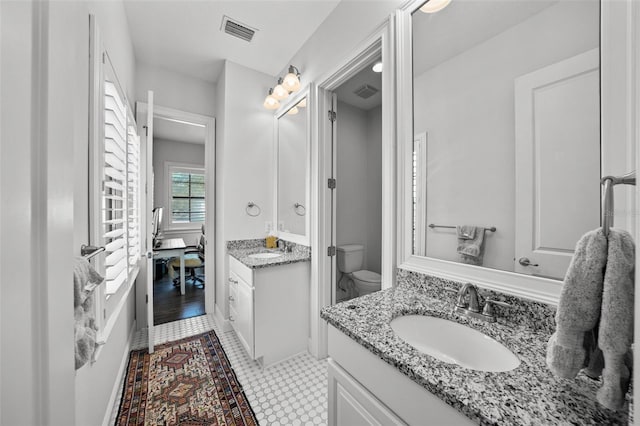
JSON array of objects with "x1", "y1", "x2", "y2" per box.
[
  {"x1": 372, "y1": 61, "x2": 383, "y2": 73},
  {"x1": 287, "y1": 106, "x2": 299, "y2": 115},
  {"x1": 263, "y1": 89, "x2": 280, "y2": 110},
  {"x1": 420, "y1": 0, "x2": 452, "y2": 13},
  {"x1": 272, "y1": 78, "x2": 289, "y2": 100},
  {"x1": 282, "y1": 65, "x2": 301, "y2": 92},
  {"x1": 297, "y1": 98, "x2": 307, "y2": 108}
]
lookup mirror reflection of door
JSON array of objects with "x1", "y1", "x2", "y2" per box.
[
  {"x1": 514, "y1": 49, "x2": 600, "y2": 279},
  {"x1": 411, "y1": 0, "x2": 615, "y2": 280}
]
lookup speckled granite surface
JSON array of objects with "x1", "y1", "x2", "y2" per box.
[
  {"x1": 321, "y1": 271, "x2": 629, "y2": 425},
  {"x1": 227, "y1": 239, "x2": 310, "y2": 269}
]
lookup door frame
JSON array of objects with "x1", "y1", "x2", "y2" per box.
[
  {"x1": 312, "y1": 16, "x2": 396, "y2": 358},
  {"x1": 135, "y1": 102, "x2": 215, "y2": 334}
]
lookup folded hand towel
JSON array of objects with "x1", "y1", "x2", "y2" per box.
[
  {"x1": 456, "y1": 225, "x2": 476, "y2": 240},
  {"x1": 596, "y1": 228, "x2": 635, "y2": 410},
  {"x1": 546, "y1": 228, "x2": 607, "y2": 378},
  {"x1": 456, "y1": 226, "x2": 485, "y2": 266}
]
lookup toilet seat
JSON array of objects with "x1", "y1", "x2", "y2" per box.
[{"x1": 352, "y1": 270, "x2": 381, "y2": 284}]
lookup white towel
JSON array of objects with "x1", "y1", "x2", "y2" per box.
[
  {"x1": 546, "y1": 228, "x2": 607, "y2": 378},
  {"x1": 596, "y1": 228, "x2": 634, "y2": 410},
  {"x1": 456, "y1": 226, "x2": 485, "y2": 266},
  {"x1": 74, "y1": 257, "x2": 104, "y2": 369}
]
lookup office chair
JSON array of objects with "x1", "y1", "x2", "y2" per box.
[{"x1": 169, "y1": 225, "x2": 205, "y2": 289}]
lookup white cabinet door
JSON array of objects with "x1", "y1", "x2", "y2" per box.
[
  {"x1": 328, "y1": 360, "x2": 405, "y2": 426},
  {"x1": 235, "y1": 277, "x2": 254, "y2": 358}
]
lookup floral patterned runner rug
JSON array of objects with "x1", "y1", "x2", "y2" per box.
[{"x1": 117, "y1": 330, "x2": 257, "y2": 425}]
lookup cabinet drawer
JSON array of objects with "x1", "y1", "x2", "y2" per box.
[{"x1": 229, "y1": 255, "x2": 253, "y2": 286}]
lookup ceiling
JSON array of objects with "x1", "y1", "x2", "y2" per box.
[
  {"x1": 123, "y1": 0, "x2": 341, "y2": 83},
  {"x1": 334, "y1": 56, "x2": 382, "y2": 111},
  {"x1": 154, "y1": 117, "x2": 206, "y2": 144},
  {"x1": 412, "y1": 0, "x2": 557, "y2": 76}
]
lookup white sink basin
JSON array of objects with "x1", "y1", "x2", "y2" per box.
[
  {"x1": 248, "y1": 252, "x2": 282, "y2": 259},
  {"x1": 390, "y1": 315, "x2": 520, "y2": 372}
]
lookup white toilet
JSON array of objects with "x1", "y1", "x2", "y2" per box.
[{"x1": 336, "y1": 244, "x2": 381, "y2": 297}]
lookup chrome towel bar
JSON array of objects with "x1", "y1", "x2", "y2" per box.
[{"x1": 428, "y1": 224, "x2": 497, "y2": 233}]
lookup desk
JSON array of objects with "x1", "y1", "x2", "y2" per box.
[{"x1": 154, "y1": 238, "x2": 187, "y2": 295}]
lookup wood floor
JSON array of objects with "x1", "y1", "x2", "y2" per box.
[{"x1": 153, "y1": 269, "x2": 205, "y2": 325}]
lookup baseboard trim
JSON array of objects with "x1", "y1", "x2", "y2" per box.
[{"x1": 101, "y1": 319, "x2": 137, "y2": 426}]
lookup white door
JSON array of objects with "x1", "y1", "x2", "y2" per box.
[
  {"x1": 144, "y1": 91, "x2": 155, "y2": 352},
  {"x1": 514, "y1": 49, "x2": 600, "y2": 280}
]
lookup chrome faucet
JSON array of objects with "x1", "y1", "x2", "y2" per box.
[
  {"x1": 451, "y1": 283, "x2": 511, "y2": 322},
  {"x1": 456, "y1": 283, "x2": 480, "y2": 313}
]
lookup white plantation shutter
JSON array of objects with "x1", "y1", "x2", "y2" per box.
[
  {"x1": 127, "y1": 121, "x2": 141, "y2": 272},
  {"x1": 103, "y1": 79, "x2": 129, "y2": 295}
]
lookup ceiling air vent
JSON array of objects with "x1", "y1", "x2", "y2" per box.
[
  {"x1": 353, "y1": 84, "x2": 379, "y2": 99},
  {"x1": 221, "y1": 15, "x2": 257, "y2": 42}
]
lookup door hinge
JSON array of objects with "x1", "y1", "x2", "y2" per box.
[
  {"x1": 146, "y1": 294, "x2": 148, "y2": 304},
  {"x1": 328, "y1": 178, "x2": 336, "y2": 190},
  {"x1": 103, "y1": 309, "x2": 106, "y2": 320},
  {"x1": 328, "y1": 246, "x2": 336, "y2": 257},
  {"x1": 102, "y1": 52, "x2": 106, "y2": 64},
  {"x1": 143, "y1": 125, "x2": 148, "y2": 136},
  {"x1": 328, "y1": 110, "x2": 337, "y2": 122}
]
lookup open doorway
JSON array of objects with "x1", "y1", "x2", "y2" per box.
[
  {"x1": 136, "y1": 100, "x2": 215, "y2": 353},
  {"x1": 152, "y1": 116, "x2": 207, "y2": 324},
  {"x1": 332, "y1": 56, "x2": 383, "y2": 303}
]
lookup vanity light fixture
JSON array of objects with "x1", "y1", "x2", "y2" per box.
[
  {"x1": 372, "y1": 61, "x2": 383, "y2": 73},
  {"x1": 287, "y1": 106, "x2": 299, "y2": 115},
  {"x1": 263, "y1": 89, "x2": 280, "y2": 110},
  {"x1": 420, "y1": 0, "x2": 452, "y2": 13},
  {"x1": 272, "y1": 78, "x2": 289, "y2": 100},
  {"x1": 297, "y1": 98, "x2": 307, "y2": 108},
  {"x1": 262, "y1": 65, "x2": 303, "y2": 110},
  {"x1": 282, "y1": 65, "x2": 301, "y2": 92}
]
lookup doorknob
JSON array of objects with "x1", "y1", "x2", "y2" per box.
[{"x1": 518, "y1": 257, "x2": 539, "y2": 267}]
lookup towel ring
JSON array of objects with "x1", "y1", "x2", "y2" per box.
[
  {"x1": 294, "y1": 203, "x2": 306, "y2": 216},
  {"x1": 246, "y1": 202, "x2": 261, "y2": 217}
]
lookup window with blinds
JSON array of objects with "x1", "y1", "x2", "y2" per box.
[
  {"x1": 126, "y1": 121, "x2": 140, "y2": 273},
  {"x1": 169, "y1": 167, "x2": 205, "y2": 224},
  {"x1": 103, "y1": 80, "x2": 129, "y2": 295}
]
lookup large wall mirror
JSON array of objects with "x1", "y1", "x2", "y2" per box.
[
  {"x1": 399, "y1": 0, "x2": 635, "y2": 302},
  {"x1": 275, "y1": 91, "x2": 310, "y2": 245}
]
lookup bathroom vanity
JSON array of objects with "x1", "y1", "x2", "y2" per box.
[
  {"x1": 321, "y1": 271, "x2": 629, "y2": 425},
  {"x1": 227, "y1": 242, "x2": 310, "y2": 366}
]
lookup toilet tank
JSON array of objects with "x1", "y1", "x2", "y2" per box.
[{"x1": 337, "y1": 244, "x2": 364, "y2": 273}]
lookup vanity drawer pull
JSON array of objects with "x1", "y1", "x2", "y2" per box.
[
  {"x1": 229, "y1": 316, "x2": 235, "y2": 322},
  {"x1": 228, "y1": 277, "x2": 238, "y2": 284},
  {"x1": 229, "y1": 296, "x2": 235, "y2": 301}
]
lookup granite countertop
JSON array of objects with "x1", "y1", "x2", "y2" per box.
[
  {"x1": 227, "y1": 245, "x2": 310, "y2": 269},
  {"x1": 320, "y1": 280, "x2": 629, "y2": 425}
]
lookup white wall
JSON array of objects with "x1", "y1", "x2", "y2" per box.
[
  {"x1": 215, "y1": 60, "x2": 275, "y2": 319},
  {"x1": 277, "y1": 1, "x2": 404, "y2": 85},
  {"x1": 135, "y1": 62, "x2": 216, "y2": 117},
  {"x1": 336, "y1": 102, "x2": 382, "y2": 274},
  {"x1": 153, "y1": 138, "x2": 205, "y2": 243},
  {"x1": 1, "y1": 1, "x2": 136, "y2": 424},
  {"x1": 277, "y1": 107, "x2": 307, "y2": 235},
  {"x1": 414, "y1": 1, "x2": 598, "y2": 270},
  {"x1": 74, "y1": 2, "x2": 138, "y2": 426}
]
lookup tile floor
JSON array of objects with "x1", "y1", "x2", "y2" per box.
[{"x1": 112, "y1": 314, "x2": 328, "y2": 425}]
